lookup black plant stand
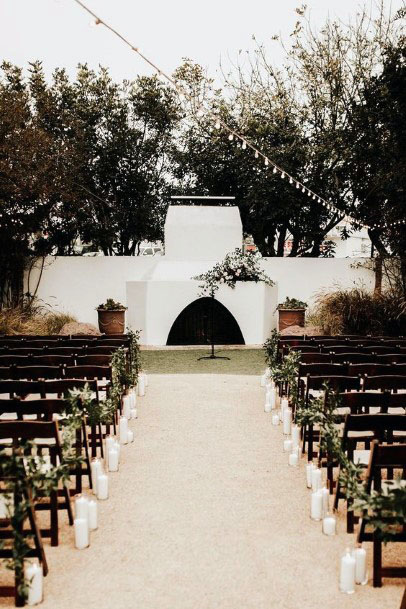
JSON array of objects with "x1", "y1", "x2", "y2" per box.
[{"x1": 198, "y1": 292, "x2": 230, "y2": 361}]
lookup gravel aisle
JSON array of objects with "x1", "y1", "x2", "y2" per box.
[{"x1": 1, "y1": 374, "x2": 403, "y2": 608}]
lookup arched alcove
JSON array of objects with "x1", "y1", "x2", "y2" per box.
[{"x1": 166, "y1": 297, "x2": 245, "y2": 346}]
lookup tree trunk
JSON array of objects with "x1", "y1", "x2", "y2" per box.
[{"x1": 374, "y1": 257, "x2": 383, "y2": 295}]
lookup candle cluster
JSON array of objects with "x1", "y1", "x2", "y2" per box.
[{"x1": 260, "y1": 367, "x2": 369, "y2": 593}]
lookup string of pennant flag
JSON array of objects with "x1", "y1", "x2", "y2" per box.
[{"x1": 71, "y1": 0, "x2": 402, "y2": 232}]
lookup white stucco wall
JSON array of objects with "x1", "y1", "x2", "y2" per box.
[{"x1": 27, "y1": 255, "x2": 375, "y2": 344}]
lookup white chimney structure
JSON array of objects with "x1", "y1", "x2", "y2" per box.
[{"x1": 126, "y1": 205, "x2": 277, "y2": 345}]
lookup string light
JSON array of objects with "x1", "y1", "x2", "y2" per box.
[
  {"x1": 73, "y1": 0, "x2": 400, "y2": 233},
  {"x1": 264, "y1": 158, "x2": 269, "y2": 166},
  {"x1": 273, "y1": 166, "x2": 277, "y2": 174}
]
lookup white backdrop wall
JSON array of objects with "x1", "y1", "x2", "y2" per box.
[{"x1": 27, "y1": 256, "x2": 375, "y2": 343}]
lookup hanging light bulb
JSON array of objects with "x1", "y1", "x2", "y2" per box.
[
  {"x1": 228, "y1": 134, "x2": 234, "y2": 141},
  {"x1": 255, "y1": 150, "x2": 259, "y2": 158},
  {"x1": 215, "y1": 120, "x2": 221, "y2": 129},
  {"x1": 242, "y1": 140, "x2": 247, "y2": 150},
  {"x1": 307, "y1": 191, "x2": 311, "y2": 197},
  {"x1": 273, "y1": 166, "x2": 277, "y2": 174},
  {"x1": 289, "y1": 177, "x2": 293, "y2": 184},
  {"x1": 312, "y1": 194, "x2": 316, "y2": 200},
  {"x1": 281, "y1": 172, "x2": 285, "y2": 179},
  {"x1": 302, "y1": 187, "x2": 305, "y2": 193},
  {"x1": 90, "y1": 18, "x2": 101, "y2": 27},
  {"x1": 296, "y1": 182, "x2": 300, "y2": 189}
]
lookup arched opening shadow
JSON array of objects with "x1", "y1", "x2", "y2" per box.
[{"x1": 167, "y1": 297, "x2": 245, "y2": 346}]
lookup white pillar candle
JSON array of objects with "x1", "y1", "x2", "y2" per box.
[
  {"x1": 130, "y1": 407, "x2": 137, "y2": 419},
  {"x1": 288, "y1": 451, "x2": 299, "y2": 466},
  {"x1": 291, "y1": 424, "x2": 300, "y2": 448},
  {"x1": 322, "y1": 513, "x2": 337, "y2": 536},
  {"x1": 283, "y1": 407, "x2": 292, "y2": 436},
  {"x1": 138, "y1": 375, "x2": 145, "y2": 397},
  {"x1": 281, "y1": 397, "x2": 289, "y2": 411},
  {"x1": 114, "y1": 439, "x2": 121, "y2": 462},
  {"x1": 74, "y1": 518, "x2": 89, "y2": 549},
  {"x1": 306, "y1": 462, "x2": 315, "y2": 488},
  {"x1": 339, "y1": 548, "x2": 356, "y2": 594},
  {"x1": 311, "y1": 467, "x2": 322, "y2": 492},
  {"x1": 90, "y1": 458, "x2": 102, "y2": 495},
  {"x1": 321, "y1": 486, "x2": 329, "y2": 517},
  {"x1": 88, "y1": 498, "x2": 98, "y2": 531},
  {"x1": 127, "y1": 429, "x2": 134, "y2": 443},
  {"x1": 97, "y1": 474, "x2": 109, "y2": 501},
  {"x1": 105, "y1": 435, "x2": 115, "y2": 469},
  {"x1": 271, "y1": 413, "x2": 280, "y2": 426},
  {"x1": 122, "y1": 395, "x2": 131, "y2": 420},
  {"x1": 108, "y1": 448, "x2": 119, "y2": 472},
  {"x1": 260, "y1": 374, "x2": 266, "y2": 387},
  {"x1": 129, "y1": 390, "x2": 137, "y2": 408},
  {"x1": 74, "y1": 494, "x2": 89, "y2": 523},
  {"x1": 264, "y1": 394, "x2": 272, "y2": 413},
  {"x1": 25, "y1": 562, "x2": 43, "y2": 605},
  {"x1": 119, "y1": 416, "x2": 128, "y2": 445},
  {"x1": 283, "y1": 439, "x2": 293, "y2": 452},
  {"x1": 310, "y1": 489, "x2": 323, "y2": 521},
  {"x1": 353, "y1": 546, "x2": 367, "y2": 585}
]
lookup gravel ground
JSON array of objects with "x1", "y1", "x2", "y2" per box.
[{"x1": 1, "y1": 374, "x2": 404, "y2": 609}]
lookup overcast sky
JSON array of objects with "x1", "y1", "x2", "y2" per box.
[{"x1": 0, "y1": 0, "x2": 403, "y2": 84}]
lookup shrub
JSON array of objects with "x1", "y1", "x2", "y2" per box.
[
  {"x1": 0, "y1": 306, "x2": 77, "y2": 335},
  {"x1": 311, "y1": 286, "x2": 406, "y2": 336}
]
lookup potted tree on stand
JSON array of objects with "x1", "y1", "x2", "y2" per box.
[
  {"x1": 277, "y1": 297, "x2": 307, "y2": 331},
  {"x1": 96, "y1": 299, "x2": 127, "y2": 335}
]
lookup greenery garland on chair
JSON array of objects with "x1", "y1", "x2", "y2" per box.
[{"x1": 0, "y1": 404, "x2": 83, "y2": 601}]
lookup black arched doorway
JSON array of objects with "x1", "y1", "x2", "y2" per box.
[{"x1": 167, "y1": 297, "x2": 245, "y2": 346}]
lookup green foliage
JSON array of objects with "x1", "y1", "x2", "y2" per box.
[
  {"x1": 270, "y1": 349, "x2": 302, "y2": 408},
  {"x1": 312, "y1": 286, "x2": 406, "y2": 336},
  {"x1": 194, "y1": 248, "x2": 274, "y2": 296},
  {"x1": 127, "y1": 329, "x2": 142, "y2": 386},
  {"x1": 97, "y1": 298, "x2": 127, "y2": 311},
  {"x1": 263, "y1": 329, "x2": 280, "y2": 369},
  {"x1": 278, "y1": 297, "x2": 308, "y2": 310},
  {"x1": 0, "y1": 406, "x2": 82, "y2": 599},
  {"x1": 296, "y1": 385, "x2": 406, "y2": 542}
]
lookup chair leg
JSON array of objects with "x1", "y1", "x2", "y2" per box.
[
  {"x1": 373, "y1": 534, "x2": 382, "y2": 587},
  {"x1": 308, "y1": 424, "x2": 313, "y2": 462},
  {"x1": 50, "y1": 451, "x2": 59, "y2": 546},
  {"x1": 98, "y1": 424, "x2": 104, "y2": 458},
  {"x1": 346, "y1": 500, "x2": 354, "y2": 534},
  {"x1": 82, "y1": 422, "x2": 92, "y2": 489}
]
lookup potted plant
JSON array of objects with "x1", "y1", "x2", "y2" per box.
[
  {"x1": 277, "y1": 297, "x2": 307, "y2": 331},
  {"x1": 96, "y1": 299, "x2": 127, "y2": 335}
]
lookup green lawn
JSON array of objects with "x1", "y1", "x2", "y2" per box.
[{"x1": 141, "y1": 349, "x2": 265, "y2": 375}]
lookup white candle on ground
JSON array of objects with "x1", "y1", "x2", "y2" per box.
[
  {"x1": 310, "y1": 489, "x2": 323, "y2": 521},
  {"x1": 105, "y1": 435, "x2": 115, "y2": 469},
  {"x1": 264, "y1": 395, "x2": 272, "y2": 413},
  {"x1": 88, "y1": 498, "x2": 98, "y2": 531},
  {"x1": 138, "y1": 375, "x2": 145, "y2": 397},
  {"x1": 127, "y1": 429, "x2": 134, "y2": 443},
  {"x1": 281, "y1": 397, "x2": 289, "y2": 411},
  {"x1": 90, "y1": 458, "x2": 102, "y2": 495},
  {"x1": 353, "y1": 546, "x2": 367, "y2": 585},
  {"x1": 306, "y1": 462, "x2": 314, "y2": 488},
  {"x1": 311, "y1": 467, "x2": 322, "y2": 492},
  {"x1": 291, "y1": 424, "x2": 300, "y2": 447},
  {"x1": 129, "y1": 390, "x2": 137, "y2": 408},
  {"x1": 321, "y1": 487, "x2": 329, "y2": 517},
  {"x1": 283, "y1": 439, "x2": 293, "y2": 452},
  {"x1": 271, "y1": 413, "x2": 280, "y2": 426},
  {"x1": 74, "y1": 518, "x2": 89, "y2": 549},
  {"x1": 340, "y1": 548, "x2": 356, "y2": 594},
  {"x1": 122, "y1": 395, "x2": 131, "y2": 419},
  {"x1": 288, "y1": 451, "x2": 299, "y2": 466},
  {"x1": 25, "y1": 562, "x2": 43, "y2": 605},
  {"x1": 119, "y1": 416, "x2": 128, "y2": 445},
  {"x1": 114, "y1": 440, "x2": 121, "y2": 462},
  {"x1": 322, "y1": 513, "x2": 337, "y2": 536},
  {"x1": 130, "y1": 407, "x2": 137, "y2": 419},
  {"x1": 74, "y1": 494, "x2": 89, "y2": 523},
  {"x1": 283, "y1": 407, "x2": 292, "y2": 436},
  {"x1": 97, "y1": 474, "x2": 109, "y2": 500},
  {"x1": 108, "y1": 448, "x2": 119, "y2": 472}
]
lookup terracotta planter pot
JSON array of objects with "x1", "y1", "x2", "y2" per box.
[
  {"x1": 278, "y1": 308, "x2": 305, "y2": 331},
  {"x1": 97, "y1": 309, "x2": 126, "y2": 335}
]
